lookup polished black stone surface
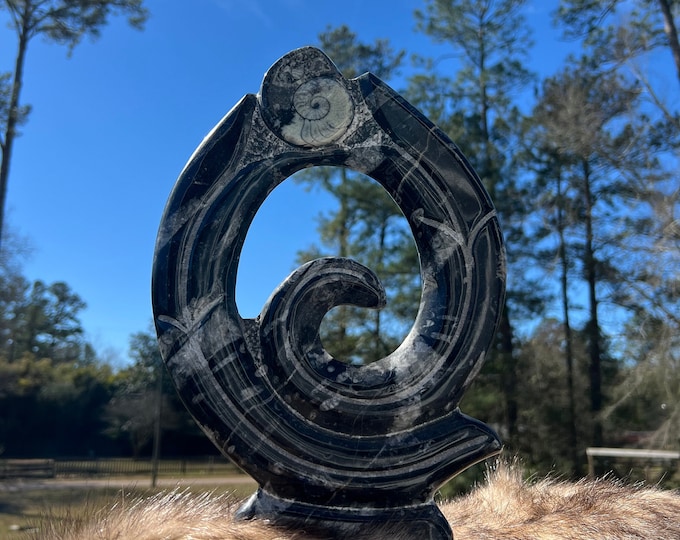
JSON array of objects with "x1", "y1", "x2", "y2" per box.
[{"x1": 152, "y1": 47, "x2": 506, "y2": 539}]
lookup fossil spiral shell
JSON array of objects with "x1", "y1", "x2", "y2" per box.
[
  {"x1": 260, "y1": 48, "x2": 354, "y2": 147},
  {"x1": 283, "y1": 77, "x2": 353, "y2": 146}
]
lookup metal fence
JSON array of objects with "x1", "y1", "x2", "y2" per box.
[
  {"x1": 0, "y1": 458, "x2": 56, "y2": 478},
  {"x1": 0, "y1": 456, "x2": 240, "y2": 479},
  {"x1": 586, "y1": 447, "x2": 680, "y2": 479}
]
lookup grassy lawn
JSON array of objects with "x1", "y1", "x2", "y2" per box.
[
  {"x1": 0, "y1": 479, "x2": 256, "y2": 539},
  {"x1": 3, "y1": 467, "x2": 677, "y2": 538}
]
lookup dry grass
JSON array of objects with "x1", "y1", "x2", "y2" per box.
[{"x1": 0, "y1": 479, "x2": 256, "y2": 539}]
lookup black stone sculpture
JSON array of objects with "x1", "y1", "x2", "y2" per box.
[{"x1": 152, "y1": 47, "x2": 506, "y2": 539}]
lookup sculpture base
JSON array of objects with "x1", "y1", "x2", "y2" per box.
[{"x1": 235, "y1": 488, "x2": 453, "y2": 539}]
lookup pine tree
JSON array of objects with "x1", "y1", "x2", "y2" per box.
[
  {"x1": 555, "y1": 0, "x2": 680, "y2": 454},
  {"x1": 412, "y1": 0, "x2": 535, "y2": 444},
  {"x1": 0, "y1": 0, "x2": 149, "y2": 251}
]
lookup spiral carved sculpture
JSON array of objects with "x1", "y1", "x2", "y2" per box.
[{"x1": 152, "y1": 47, "x2": 506, "y2": 539}]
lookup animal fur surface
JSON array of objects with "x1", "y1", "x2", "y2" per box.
[{"x1": 32, "y1": 464, "x2": 680, "y2": 540}]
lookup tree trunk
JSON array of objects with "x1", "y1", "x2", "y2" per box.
[
  {"x1": 151, "y1": 368, "x2": 164, "y2": 488},
  {"x1": 373, "y1": 220, "x2": 387, "y2": 362},
  {"x1": 498, "y1": 303, "x2": 518, "y2": 443},
  {"x1": 0, "y1": 7, "x2": 30, "y2": 252},
  {"x1": 658, "y1": 0, "x2": 680, "y2": 84},
  {"x1": 477, "y1": 33, "x2": 517, "y2": 441},
  {"x1": 335, "y1": 168, "x2": 351, "y2": 347},
  {"x1": 582, "y1": 159, "x2": 603, "y2": 449},
  {"x1": 557, "y1": 171, "x2": 579, "y2": 475}
]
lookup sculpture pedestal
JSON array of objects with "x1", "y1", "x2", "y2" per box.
[{"x1": 237, "y1": 488, "x2": 453, "y2": 540}]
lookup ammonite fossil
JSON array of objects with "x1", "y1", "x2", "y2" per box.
[{"x1": 152, "y1": 47, "x2": 506, "y2": 539}]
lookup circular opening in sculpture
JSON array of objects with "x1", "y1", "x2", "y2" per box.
[{"x1": 237, "y1": 166, "x2": 421, "y2": 367}]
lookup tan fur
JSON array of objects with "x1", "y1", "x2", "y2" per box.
[
  {"x1": 32, "y1": 465, "x2": 680, "y2": 540},
  {"x1": 32, "y1": 490, "x2": 293, "y2": 540},
  {"x1": 444, "y1": 465, "x2": 680, "y2": 540}
]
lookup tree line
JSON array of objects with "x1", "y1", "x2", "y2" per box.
[
  {"x1": 0, "y1": 232, "x2": 215, "y2": 457},
  {"x1": 0, "y1": 0, "x2": 678, "y2": 481}
]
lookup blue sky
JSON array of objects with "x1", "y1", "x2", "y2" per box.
[{"x1": 2, "y1": 0, "x2": 573, "y2": 364}]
